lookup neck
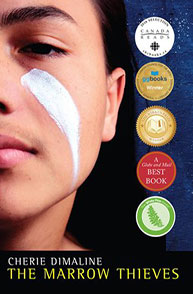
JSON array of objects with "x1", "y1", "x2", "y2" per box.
[{"x1": 0, "y1": 192, "x2": 82, "y2": 251}]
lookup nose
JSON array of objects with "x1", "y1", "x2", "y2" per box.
[
  {"x1": 0, "y1": 82, "x2": 23, "y2": 115},
  {"x1": 0, "y1": 102, "x2": 7, "y2": 113},
  {"x1": 0, "y1": 35, "x2": 31, "y2": 117},
  {"x1": 0, "y1": 64, "x2": 26, "y2": 115}
]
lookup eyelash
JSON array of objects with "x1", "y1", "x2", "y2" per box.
[{"x1": 19, "y1": 43, "x2": 67, "y2": 58}]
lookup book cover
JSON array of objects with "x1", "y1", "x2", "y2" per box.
[{"x1": 0, "y1": 0, "x2": 192, "y2": 290}]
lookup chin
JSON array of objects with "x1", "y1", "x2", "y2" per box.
[
  {"x1": 0, "y1": 191, "x2": 41, "y2": 227},
  {"x1": 0, "y1": 161, "x2": 76, "y2": 228},
  {"x1": 0, "y1": 181, "x2": 44, "y2": 227}
]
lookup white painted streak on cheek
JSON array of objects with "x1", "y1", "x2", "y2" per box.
[{"x1": 21, "y1": 69, "x2": 80, "y2": 187}]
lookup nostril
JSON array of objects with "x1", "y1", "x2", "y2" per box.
[{"x1": 0, "y1": 102, "x2": 7, "y2": 113}]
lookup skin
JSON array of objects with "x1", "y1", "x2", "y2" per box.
[{"x1": 0, "y1": 0, "x2": 125, "y2": 250}]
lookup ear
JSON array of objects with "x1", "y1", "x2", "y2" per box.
[{"x1": 102, "y1": 67, "x2": 126, "y2": 142}]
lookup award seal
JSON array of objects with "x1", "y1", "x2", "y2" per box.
[
  {"x1": 137, "y1": 152, "x2": 177, "y2": 191},
  {"x1": 136, "y1": 196, "x2": 176, "y2": 237},
  {"x1": 135, "y1": 17, "x2": 175, "y2": 58},
  {"x1": 136, "y1": 62, "x2": 174, "y2": 101},
  {"x1": 136, "y1": 106, "x2": 176, "y2": 146}
]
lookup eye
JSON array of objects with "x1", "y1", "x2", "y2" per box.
[{"x1": 19, "y1": 43, "x2": 67, "y2": 57}]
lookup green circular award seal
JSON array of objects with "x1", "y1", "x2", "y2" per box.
[{"x1": 136, "y1": 196, "x2": 175, "y2": 237}]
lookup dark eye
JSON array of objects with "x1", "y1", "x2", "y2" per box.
[{"x1": 19, "y1": 43, "x2": 66, "y2": 56}]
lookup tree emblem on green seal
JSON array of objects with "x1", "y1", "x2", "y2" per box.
[
  {"x1": 136, "y1": 196, "x2": 175, "y2": 237},
  {"x1": 147, "y1": 205, "x2": 164, "y2": 228}
]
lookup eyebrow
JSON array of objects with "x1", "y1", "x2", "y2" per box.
[{"x1": 0, "y1": 6, "x2": 77, "y2": 27}]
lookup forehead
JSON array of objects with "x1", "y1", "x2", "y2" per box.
[{"x1": 0, "y1": 0, "x2": 100, "y2": 27}]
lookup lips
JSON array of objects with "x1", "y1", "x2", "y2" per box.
[{"x1": 0, "y1": 135, "x2": 36, "y2": 169}]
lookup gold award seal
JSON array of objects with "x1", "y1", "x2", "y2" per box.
[
  {"x1": 136, "y1": 106, "x2": 176, "y2": 147},
  {"x1": 136, "y1": 62, "x2": 174, "y2": 101}
]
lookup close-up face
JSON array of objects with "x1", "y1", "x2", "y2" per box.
[{"x1": 0, "y1": 0, "x2": 125, "y2": 225}]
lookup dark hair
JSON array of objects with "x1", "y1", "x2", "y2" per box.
[
  {"x1": 92, "y1": 0, "x2": 132, "y2": 73},
  {"x1": 67, "y1": 0, "x2": 164, "y2": 252}
]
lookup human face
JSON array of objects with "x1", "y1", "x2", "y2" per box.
[{"x1": 0, "y1": 0, "x2": 125, "y2": 223}]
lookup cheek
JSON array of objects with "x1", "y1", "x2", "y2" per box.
[
  {"x1": 44, "y1": 63, "x2": 108, "y2": 183},
  {"x1": 21, "y1": 69, "x2": 81, "y2": 188},
  {"x1": 21, "y1": 68, "x2": 107, "y2": 191},
  {"x1": 76, "y1": 83, "x2": 107, "y2": 180}
]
